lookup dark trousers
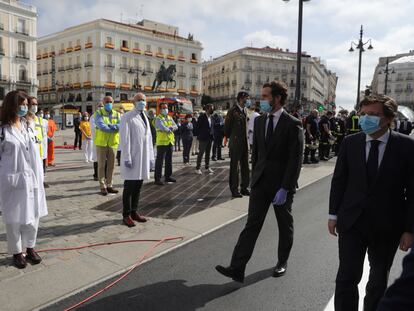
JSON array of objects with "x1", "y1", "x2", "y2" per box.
[
  {"x1": 155, "y1": 145, "x2": 173, "y2": 181},
  {"x1": 74, "y1": 130, "x2": 82, "y2": 149},
  {"x1": 335, "y1": 135, "x2": 344, "y2": 155},
  {"x1": 334, "y1": 220, "x2": 401, "y2": 311},
  {"x1": 122, "y1": 180, "x2": 143, "y2": 217},
  {"x1": 230, "y1": 180, "x2": 294, "y2": 271},
  {"x1": 304, "y1": 147, "x2": 317, "y2": 161},
  {"x1": 182, "y1": 138, "x2": 192, "y2": 163},
  {"x1": 196, "y1": 139, "x2": 212, "y2": 170},
  {"x1": 212, "y1": 134, "x2": 223, "y2": 159},
  {"x1": 229, "y1": 147, "x2": 250, "y2": 194},
  {"x1": 174, "y1": 134, "x2": 181, "y2": 151},
  {"x1": 116, "y1": 150, "x2": 121, "y2": 166}
]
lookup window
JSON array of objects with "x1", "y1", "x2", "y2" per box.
[
  {"x1": 168, "y1": 48, "x2": 173, "y2": 55},
  {"x1": 18, "y1": 41, "x2": 26, "y2": 55},
  {"x1": 87, "y1": 36, "x2": 92, "y2": 43},
  {"x1": 106, "y1": 36, "x2": 112, "y2": 44},
  {"x1": 146, "y1": 44, "x2": 151, "y2": 52},
  {"x1": 122, "y1": 74, "x2": 127, "y2": 84},
  {"x1": 122, "y1": 57, "x2": 127, "y2": 66},
  {"x1": 76, "y1": 56, "x2": 80, "y2": 64},
  {"x1": 191, "y1": 67, "x2": 196, "y2": 75},
  {"x1": 179, "y1": 79, "x2": 184, "y2": 89},
  {"x1": 87, "y1": 54, "x2": 91, "y2": 62},
  {"x1": 145, "y1": 60, "x2": 151, "y2": 71},
  {"x1": 68, "y1": 74, "x2": 72, "y2": 84},
  {"x1": 60, "y1": 43, "x2": 64, "y2": 50},
  {"x1": 178, "y1": 65, "x2": 184, "y2": 73},
  {"x1": 106, "y1": 72, "x2": 112, "y2": 82},
  {"x1": 179, "y1": 50, "x2": 184, "y2": 57},
  {"x1": 134, "y1": 59, "x2": 139, "y2": 68},
  {"x1": 122, "y1": 40, "x2": 128, "y2": 48},
  {"x1": 68, "y1": 41, "x2": 72, "y2": 47},
  {"x1": 17, "y1": 19, "x2": 25, "y2": 33},
  {"x1": 158, "y1": 47, "x2": 162, "y2": 54},
  {"x1": 76, "y1": 73, "x2": 80, "y2": 83},
  {"x1": 120, "y1": 93, "x2": 128, "y2": 101},
  {"x1": 76, "y1": 39, "x2": 80, "y2": 46},
  {"x1": 87, "y1": 71, "x2": 91, "y2": 81},
  {"x1": 68, "y1": 58, "x2": 72, "y2": 65},
  {"x1": 134, "y1": 42, "x2": 139, "y2": 49},
  {"x1": 106, "y1": 54, "x2": 112, "y2": 63}
]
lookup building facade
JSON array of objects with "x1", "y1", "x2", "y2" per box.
[
  {"x1": 0, "y1": 0, "x2": 37, "y2": 104},
  {"x1": 37, "y1": 19, "x2": 203, "y2": 113},
  {"x1": 202, "y1": 47, "x2": 337, "y2": 113},
  {"x1": 371, "y1": 51, "x2": 414, "y2": 110}
]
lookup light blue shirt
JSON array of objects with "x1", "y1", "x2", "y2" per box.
[
  {"x1": 95, "y1": 109, "x2": 118, "y2": 133},
  {"x1": 155, "y1": 116, "x2": 178, "y2": 133}
]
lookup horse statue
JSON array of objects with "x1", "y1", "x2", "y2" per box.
[{"x1": 152, "y1": 63, "x2": 176, "y2": 91}]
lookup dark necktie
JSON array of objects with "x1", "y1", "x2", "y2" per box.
[
  {"x1": 367, "y1": 140, "x2": 380, "y2": 187},
  {"x1": 266, "y1": 115, "x2": 274, "y2": 145},
  {"x1": 140, "y1": 112, "x2": 147, "y2": 128}
]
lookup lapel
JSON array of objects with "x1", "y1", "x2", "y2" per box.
[
  {"x1": 138, "y1": 111, "x2": 149, "y2": 135},
  {"x1": 355, "y1": 133, "x2": 368, "y2": 192},
  {"x1": 373, "y1": 130, "x2": 395, "y2": 188},
  {"x1": 266, "y1": 111, "x2": 287, "y2": 153}
]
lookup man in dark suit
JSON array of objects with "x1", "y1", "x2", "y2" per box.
[
  {"x1": 216, "y1": 81, "x2": 303, "y2": 282},
  {"x1": 195, "y1": 104, "x2": 214, "y2": 175},
  {"x1": 225, "y1": 91, "x2": 250, "y2": 198},
  {"x1": 328, "y1": 94, "x2": 414, "y2": 311},
  {"x1": 377, "y1": 238, "x2": 414, "y2": 310}
]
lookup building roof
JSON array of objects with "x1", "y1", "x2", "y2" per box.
[{"x1": 390, "y1": 55, "x2": 414, "y2": 65}]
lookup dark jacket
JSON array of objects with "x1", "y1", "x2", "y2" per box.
[
  {"x1": 251, "y1": 111, "x2": 303, "y2": 193},
  {"x1": 224, "y1": 104, "x2": 248, "y2": 153},
  {"x1": 399, "y1": 120, "x2": 413, "y2": 135},
  {"x1": 212, "y1": 113, "x2": 225, "y2": 138},
  {"x1": 192, "y1": 119, "x2": 199, "y2": 137},
  {"x1": 74, "y1": 117, "x2": 81, "y2": 132},
  {"x1": 329, "y1": 130, "x2": 414, "y2": 234},
  {"x1": 180, "y1": 122, "x2": 193, "y2": 141},
  {"x1": 197, "y1": 113, "x2": 213, "y2": 141}
]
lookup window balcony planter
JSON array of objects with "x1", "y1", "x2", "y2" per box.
[
  {"x1": 190, "y1": 59, "x2": 198, "y2": 64},
  {"x1": 144, "y1": 51, "x2": 153, "y2": 56},
  {"x1": 104, "y1": 82, "x2": 116, "y2": 89},
  {"x1": 66, "y1": 47, "x2": 73, "y2": 53},
  {"x1": 104, "y1": 62, "x2": 115, "y2": 68},
  {"x1": 83, "y1": 81, "x2": 92, "y2": 88},
  {"x1": 144, "y1": 86, "x2": 152, "y2": 91},
  {"x1": 132, "y1": 48, "x2": 142, "y2": 54},
  {"x1": 49, "y1": 51, "x2": 55, "y2": 57},
  {"x1": 121, "y1": 47, "x2": 129, "y2": 52},
  {"x1": 42, "y1": 70, "x2": 48, "y2": 75},
  {"x1": 74, "y1": 64, "x2": 82, "y2": 70},
  {"x1": 74, "y1": 45, "x2": 81, "y2": 51},
  {"x1": 120, "y1": 64, "x2": 129, "y2": 70},
  {"x1": 120, "y1": 83, "x2": 131, "y2": 90},
  {"x1": 105, "y1": 43, "x2": 115, "y2": 49},
  {"x1": 190, "y1": 74, "x2": 199, "y2": 79},
  {"x1": 177, "y1": 88, "x2": 187, "y2": 93},
  {"x1": 57, "y1": 66, "x2": 65, "y2": 72},
  {"x1": 59, "y1": 49, "x2": 65, "y2": 55},
  {"x1": 167, "y1": 88, "x2": 176, "y2": 92},
  {"x1": 178, "y1": 56, "x2": 186, "y2": 62},
  {"x1": 167, "y1": 55, "x2": 175, "y2": 60},
  {"x1": 85, "y1": 42, "x2": 93, "y2": 49},
  {"x1": 156, "y1": 53, "x2": 165, "y2": 58},
  {"x1": 66, "y1": 65, "x2": 73, "y2": 71},
  {"x1": 42, "y1": 53, "x2": 48, "y2": 59},
  {"x1": 15, "y1": 53, "x2": 29, "y2": 60},
  {"x1": 84, "y1": 61, "x2": 93, "y2": 67},
  {"x1": 73, "y1": 83, "x2": 81, "y2": 89},
  {"x1": 190, "y1": 90, "x2": 199, "y2": 95},
  {"x1": 36, "y1": 55, "x2": 41, "y2": 60},
  {"x1": 15, "y1": 28, "x2": 29, "y2": 36}
]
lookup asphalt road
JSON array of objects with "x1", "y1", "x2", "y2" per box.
[{"x1": 43, "y1": 176, "x2": 406, "y2": 311}]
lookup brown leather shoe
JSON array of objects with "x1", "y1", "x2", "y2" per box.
[
  {"x1": 26, "y1": 248, "x2": 42, "y2": 264},
  {"x1": 131, "y1": 212, "x2": 147, "y2": 223},
  {"x1": 13, "y1": 253, "x2": 27, "y2": 269},
  {"x1": 107, "y1": 187, "x2": 119, "y2": 194},
  {"x1": 100, "y1": 188, "x2": 108, "y2": 196},
  {"x1": 123, "y1": 216, "x2": 136, "y2": 227}
]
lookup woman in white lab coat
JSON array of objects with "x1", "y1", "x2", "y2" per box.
[
  {"x1": 0, "y1": 91, "x2": 48, "y2": 269},
  {"x1": 119, "y1": 93, "x2": 154, "y2": 227}
]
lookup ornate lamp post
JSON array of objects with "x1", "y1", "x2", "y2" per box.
[{"x1": 378, "y1": 57, "x2": 395, "y2": 95}]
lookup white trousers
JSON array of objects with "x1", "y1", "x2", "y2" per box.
[
  {"x1": 6, "y1": 218, "x2": 39, "y2": 254},
  {"x1": 192, "y1": 137, "x2": 199, "y2": 154},
  {"x1": 84, "y1": 139, "x2": 93, "y2": 162}
]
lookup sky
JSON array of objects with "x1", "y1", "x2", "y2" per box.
[{"x1": 32, "y1": 0, "x2": 414, "y2": 111}]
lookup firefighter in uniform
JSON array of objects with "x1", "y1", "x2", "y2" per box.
[
  {"x1": 318, "y1": 111, "x2": 332, "y2": 161},
  {"x1": 304, "y1": 109, "x2": 320, "y2": 164},
  {"x1": 346, "y1": 110, "x2": 360, "y2": 135}
]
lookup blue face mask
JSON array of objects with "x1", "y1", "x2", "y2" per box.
[
  {"x1": 17, "y1": 105, "x2": 28, "y2": 117},
  {"x1": 359, "y1": 115, "x2": 381, "y2": 135},
  {"x1": 245, "y1": 99, "x2": 252, "y2": 108},
  {"x1": 260, "y1": 100, "x2": 272, "y2": 113},
  {"x1": 135, "y1": 100, "x2": 146, "y2": 111},
  {"x1": 104, "y1": 102, "x2": 113, "y2": 111}
]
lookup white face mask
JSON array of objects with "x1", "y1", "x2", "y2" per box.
[
  {"x1": 161, "y1": 109, "x2": 168, "y2": 116},
  {"x1": 30, "y1": 105, "x2": 38, "y2": 114},
  {"x1": 84, "y1": 117, "x2": 89, "y2": 121}
]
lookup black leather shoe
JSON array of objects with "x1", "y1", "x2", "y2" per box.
[
  {"x1": 165, "y1": 177, "x2": 177, "y2": 183},
  {"x1": 232, "y1": 192, "x2": 243, "y2": 198},
  {"x1": 240, "y1": 189, "x2": 250, "y2": 196},
  {"x1": 13, "y1": 253, "x2": 27, "y2": 269},
  {"x1": 154, "y1": 180, "x2": 165, "y2": 186},
  {"x1": 310, "y1": 158, "x2": 319, "y2": 164},
  {"x1": 273, "y1": 262, "x2": 287, "y2": 277},
  {"x1": 26, "y1": 248, "x2": 42, "y2": 264},
  {"x1": 215, "y1": 265, "x2": 244, "y2": 283}
]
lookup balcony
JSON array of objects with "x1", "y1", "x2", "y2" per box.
[
  {"x1": 0, "y1": 48, "x2": 4, "y2": 56},
  {"x1": 84, "y1": 61, "x2": 93, "y2": 68},
  {"x1": 49, "y1": 51, "x2": 55, "y2": 57},
  {"x1": 167, "y1": 54, "x2": 175, "y2": 60},
  {"x1": 177, "y1": 72, "x2": 186, "y2": 78},
  {"x1": 156, "y1": 53, "x2": 165, "y2": 58},
  {"x1": 406, "y1": 76, "x2": 413, "y2": 81},
  {"x1": 42, "y1": 53, "x2": 48, "y2": 59},
  {"x1": 395, "y1": 88, "x2": 403, "y2": 93},
  {"x1": 36, "y1": 54, "x2": 41, "y2": 60},
  {"x1": 144, "y1": 50, "x2": 153, "y2": 56},
  {"x1": 105, "y1": 43, "x2": 115, "y2": 49},
  {"x1": 145, "y1": 68, "x2": 154, "y2": 73},
  {"x1": 104, "y1": 82, "x2": 116, "y2": 88},
  {"x1": 0, "y1": 23, "x2": 4, "y2": 30},
  {"x1": 405, "y1": 88, "x2": 413, "y2": 93},
  {"x1": 396, "y1": 77, "x2": 404, "y2": 82},
  {"x1": 17, "y1": 78, "x2": 30, "y2": 84},
  {"x1": 74, "y1": 45, "x2": 81, "y2": 51},
  {"x1": 121, "y1": 47, "x2": 129, "y2": 52},
  {"x1": 132, "y1": 48, "x2": 142, "y2": 54},
  {"x1": 74, "y1": 63, "x2": 82, "y2": 70},
  {"x1": 120, "y1": 64, "x2": 129, "y2": 70},
  {"x1": 59, "y1": 49, "x2": 65, "y2": 55},
  {"x1": 245, "y1": 66, "x2": 253, "y2": 72},
  {"x1": 120, "y1": 83, "x2": 131, "y2": 90},
  {"x1": 256, "y1": 81, "x2": 263, "y2": 86},
  {"x1": 144, "y1": 86, "x2": 152, "y2": 91},
  {"x1": 256, "y1": 67, "x2": 264, "y2": 72},
  {"x1": 190, "y1": 74, "x2": 199, "y2": 79},
  {"x1": 57, "y1": 66, "x2": 65, "y2": 72},
  {"x1": 178, "y1": 56, "x2": 186, "y2": 62},
  {"x1": 104, "y1": 62, "x2": 115, "y2": 68},
  {"x1": 37, "y1": 72, "x2": 41, "y2": 76},
  {"x1": 177, "y1": 88, "x2": 187, "y2": 93},
  {"x1": 190, "y1": 90, "x2": 199, "y2": 95},
  {"x1": 265, "y1": 68, "x2": 272, "y2": 73},
  {"x1": 85, "y1": 42, "x2": 93, "y2": 49},
  {"x1": 15, "y1": 52, "x2": 29, "y2": 60},
  {"x1": 73, "y1": 82, "x2": 81, "y2": 89},
  {"x1": 232, "y1": 80, "x2": 237, "y2": 85},
  {"x1": 129, "y1": 66, "x2": 142, "y2": 73},
  {"x1": 244, "y1": 80, "x2": 252, "y2": 85},
  {"x1": 66, "y1": 64, "x2": 73, "y2": 71},
  {"x1": 83, "y1": 81, "x2": 92, "y2": 88},
  {"x1": 15, "y1": 28, "x2": 29, "y2": 36},
  {"x1": 0, "y1": 75, "x2": 9, "y2": 82},
  {"x1": 66, "y1": 47, "x2": 74, "y2": 53},
  {"x1": 42, "y1": 69, "x2": 49, "y2": 75},
  {"x1": 190, "y1": 59, "x2": 198, "y2": 64}
]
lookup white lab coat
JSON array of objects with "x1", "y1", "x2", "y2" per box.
[
  {"x1": 41, "y1": 118, "x2": 48, "y2": 160},
  {"x1": 120, "y1": 109, "x2": 154, "y2": 181},
  {"x1": 248, "y1": 111, "x2": 260, "y2": 146},
  {"x1": 0, "y1": 122, "x2": 48, "y2": 225},
  {"x1": 90, "y1": 115, "x2": 97, "y2": 162}
]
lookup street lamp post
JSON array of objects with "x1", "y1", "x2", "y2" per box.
[
  {"x1": 379, "y1": 57, "x2": 395, "y2": 95},
  {"x1": 349, "y1": 25, "x2": 373, "y2": 108},
  {"x1": 283, "y1": 0, "x2": 310, "y2": 110}
]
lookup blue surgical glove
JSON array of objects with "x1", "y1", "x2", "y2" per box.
[
  {"x1": 112, "y1": 124, "x2": 119, "y2": 131},
  {"x1": 124, "y1": 160, "x2": 132, "y2": 168},
  {"x1": 272, "y1": 188, "x2": 288, "y2": 206}
]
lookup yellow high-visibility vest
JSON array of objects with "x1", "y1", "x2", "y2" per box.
[
  {"x1": 34, "y1": 116, "x2": 44, "y2": 158},
  {"x1": 155, "y1": 115, "x2": 175, "y2": 146},
  {"x1": 94, "y1": 108, "x2": 120, "y2": 148}
]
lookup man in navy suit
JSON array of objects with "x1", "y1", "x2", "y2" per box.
[{"x1": 328, "y1": 94, "x2": 414, "y2": 311}]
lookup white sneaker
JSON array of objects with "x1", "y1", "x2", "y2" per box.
[
  {"x1": 195, "y1": 169, "x2": 202, "y2": 175},
  {"x1": 207, "y1": 168, "x2": 214, "y2": 174}
]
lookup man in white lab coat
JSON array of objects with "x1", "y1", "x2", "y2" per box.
[{"x1": 119, "y1": 93, "x2": 154, "y2": 227}]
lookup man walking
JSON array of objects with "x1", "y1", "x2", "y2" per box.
[
  {"x1": 119, "y1": 93, "x2": 153, "y2": 227},
  {"x1": 195, "y1": 104, "x2": 214, "y2": 175},
  {"x1": 216, "y1": 81, "x2": 303, "y2": 282},
  {"x1": 328, "y1": 94, "x2": 414, "y2": 311},
  {"x1": 73, "y1": 111, "x2": 82, "y2": 150},
  {"x1": 224, "y1": 91, "x2": 250, "y2": 198},
  {"x1": 94, "y1": 96, "x2": 120, "y2": 196},
  {"x1": 211, "y1": 109, "x2": 225, "y2": 161},
  {"x1": 154, "y1": 103, "x2": 178, "y2": 185}
]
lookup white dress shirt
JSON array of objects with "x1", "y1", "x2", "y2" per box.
[
  {"x1": 329, "y1": 130, "x2": 390, "y2": 221},
  {"x1": 265, "y1": 108, "x2": 284, "y2": 137}
]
